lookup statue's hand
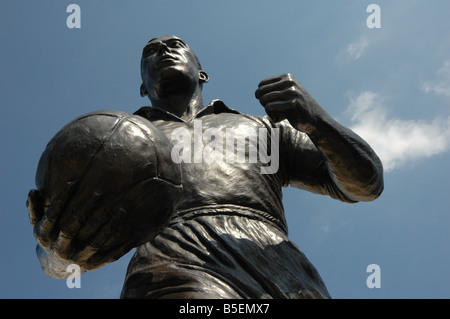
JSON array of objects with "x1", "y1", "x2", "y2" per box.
[
  {"x1": 27, "y1": 182, "x2": 75, "y2": 249},
  {"x1": 26, "y1": 182, "x2": 135, "y2": 271},
  {"x1": 255, "y1": 73, "x2": 323, "y2": 132}
]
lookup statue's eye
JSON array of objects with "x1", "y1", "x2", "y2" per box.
[
  {"x1": 168, "y1": 40, "x2": 185, "y2": 48},
  {"x1": 143, "y1": 46, "x2": 157, "y2": 57}
]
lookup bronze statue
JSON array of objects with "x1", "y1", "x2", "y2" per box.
[{"x1": 27, "y1": 35, "x2": 384, "y2": 298}]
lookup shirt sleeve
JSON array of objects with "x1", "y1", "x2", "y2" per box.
[{"x1": 277, "y1": 119, "x2": 358, "y2": 203}]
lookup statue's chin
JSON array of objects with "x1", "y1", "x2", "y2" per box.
[{"x1": 156, "y1": 70, "x2": 194, "y2": 97}]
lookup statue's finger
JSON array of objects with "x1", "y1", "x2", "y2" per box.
[
  {"x1": 27, "y1": 189, "x2": 44, "y2": 227},
  {"x1": 256, "y1": 78, "x2": 292, "y2": 100},
  {"x1": 59, "y1": 192, "x2": 103, "y2": 240},
  {"x1": 45, "y1": 181, "x2": 77, "y2": 222}
]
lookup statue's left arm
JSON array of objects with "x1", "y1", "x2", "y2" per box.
[{"x1": 256, "y1": 73, "x2": 384, "y2": 202}]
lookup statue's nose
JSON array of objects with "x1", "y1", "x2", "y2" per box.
[{"x1": 158, "y1": 42, "x2": 171, "y2": 55}]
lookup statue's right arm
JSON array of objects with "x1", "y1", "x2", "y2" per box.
[{"x1": 277, "y1": 120, "x2": 382, "y2": 203}]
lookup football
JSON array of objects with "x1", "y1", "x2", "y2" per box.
[{"x1": 35, "y1": 110, "x2": 182, "y2": 262}]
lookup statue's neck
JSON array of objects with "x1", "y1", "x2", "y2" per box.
[{"x1": 150, "y1": 89, "x2": 204, "y2": 122}]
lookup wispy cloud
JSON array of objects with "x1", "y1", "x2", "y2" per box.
[
  {"x1": 346, "y1": 36, "x2": 370, "y2": 60},
  {"x1": 420, "y1": 61, "x2": 450, "y2": 97},
  {"x1": 345, "y1": 91, "x2": 450, "y2": 171}
]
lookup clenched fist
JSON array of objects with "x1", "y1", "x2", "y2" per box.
[{"x1": 255, "y1": 73, "x2": 326, "y2": 133}]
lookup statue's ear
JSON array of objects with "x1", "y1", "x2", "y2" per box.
[
  {"x1": 140, "y1": 83, "x2": 148, "y2": 97},
  {"x1": 199, "y1": 70, "x2": 209, "y2": 84}
]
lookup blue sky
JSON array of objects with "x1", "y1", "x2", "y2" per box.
[{"x1": 1, "y1": 0, "x2": 449, "y2": 299}]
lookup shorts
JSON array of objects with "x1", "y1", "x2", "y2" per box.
[{"x1": 120, "y1": 205, "x2": 331, "y2": 299}]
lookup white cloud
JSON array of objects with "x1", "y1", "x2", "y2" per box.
[
  {"x1": 345, "y1": 91, "x2": 450, "y2": 171},
  {"x1": 420, "y1": 61, "x2": 450, "y2": 97},
  {"x1": 346, "y1": 36, "x2": 369, "y2": 60}
]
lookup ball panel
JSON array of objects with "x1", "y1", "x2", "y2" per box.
[
  {"x1": 125, "y1": 115, "x2": 181, "y2": 186},
  {"x1": 36, "y1": 112, "x2": 124, "y2": 207},
  {"x1": 82, "y1": 118, "x2": 158, "y2": 196}
]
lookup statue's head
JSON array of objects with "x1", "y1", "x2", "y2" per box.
[{"x1": 140, "y1": 35, "x2": 209, "y2": 100}]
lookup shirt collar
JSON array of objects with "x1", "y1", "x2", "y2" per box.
[{"x1": 134, "y1": 99, "x2": 241, "y2": 122}]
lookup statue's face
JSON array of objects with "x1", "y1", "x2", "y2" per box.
[{"x1": 141, "y1": 36, "x2": 201, "y2": 98}]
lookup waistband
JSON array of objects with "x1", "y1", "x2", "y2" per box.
[{"x1": 169, "y1": 204, "x2": 288, "y2": 234}]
